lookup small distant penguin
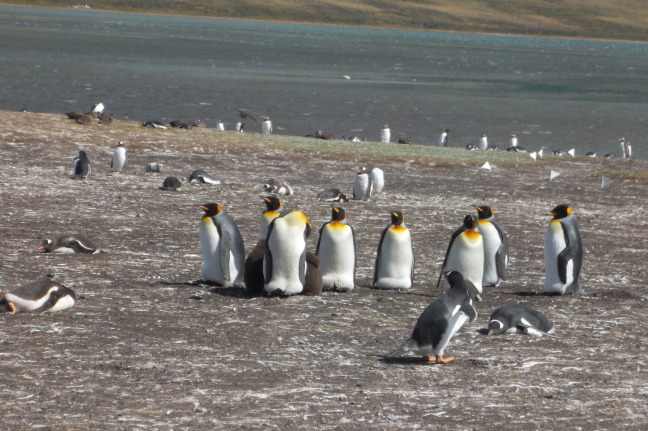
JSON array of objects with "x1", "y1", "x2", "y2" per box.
[
  {"x1": 317, "y1": 188, "x2": 349, "y2": 203},
  {"x1": 70, "y1": 150, "x2": 91, "y2": 179},
  {"x1": 475, "y1": 206, "x2": 508, "y2": 287},
  {"x1": 388, "y1": 271, "x2": 477, "y2": 364},
  {"x1": 183, "y1": 169, "x2": 221, "y2": 185},
  {"x1": 585, "y1": 151, "x2": 597, "y2": 157},
  {"x1": 198, "y1": 203, "x2": 246, "y2": 287},
  {"x1": 619, "y1": 137, "x2": 632, "y2": 158},
  {"x1": 506, "y1": 145, "x2": 527, "y2": 153},
  {"x1": 510, "y1": 134, "x2": 518, "y2": 147},
  {"x1": 478, "y1": 134, "x2": 488, "y2": 150},
  {"x1": 465, "y1": 144, "x2": 478, "y2": 151},
  {"x1": 352, "y1": 166, "x2": 373, "y2": 201},
  {"x1": 316, "y1": 206, "x2": 356, "y2": 292},
  {"x1": 370, "y1": 167, "x2": 385, "y2": 193},
  {"x1": 216, "y1": 121, "x2": 225, "y2": 131},
  {"x1": 264, "y1": 210, "x2": 312, "y2": 296},
  {"x1": 438, "y1": 215, "x2": 483, "y2": 300},
  {"x1": 262, "y1": 179, "x2": 293, "y2": 196},
  {"x1": 439, "y1": 129, "x2": 449, "y2": 147},
  {"x1": 110, "y1": 141, "x2": 127, "y2": 173},
  {"x1": 262, "y1": 117, "x2": 273, "y2": 134},
  {"x1": 145, "y1": 162, "x2": 164, "y2": 172},
  {"x1": 259, "y1": 195, "x2": 283, "y2": 239},
  {"x1": 159, "y1": 176, "x2": 181, "y2": 191},
  {"x1": 244, "y1": 196, "x2": 283, "y2": 295},
  {"x1": 0, "y1": 279, "x2": 77, "y2": 313},
  {"x1": 373, "y1": 210, "x2": 414, "y2": 290},
  {"x1": 380, "y1": 124, "x2": 391, "y2": 143},
  {"x1": 487, "y1": 303, "x2": 554, "y2": 336},
  {"x1": 91, "y1": 102, "x2": 104, "y2": 115},
  {"x1": 544, "y1": 203, "x2": 583, "y2": 295},
  {"x1": 38, "y1": 233, "x2": 100, "y2": 254},
  {"x1": 235, "y1": 122, "x2": 244, "y2": 132}
]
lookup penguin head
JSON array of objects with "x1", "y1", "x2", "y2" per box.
[
  {"x1": 78, "y1": 150, "x2": 90, "y2": 160},
  {"x1": 199, "y1": 203, "x2": 222, "y2": 217},
  {"x1": 390, "y1": 210, "x2": 404, "y2": 226},
  {"x1": 443, "y1": 270, "x2": 465, "y2": 288},
  {"x1": 549, "y1": 204, "x2": 572, "y2": 219},
  {"x1": 37, "y1": 239, "x2": 53, "y2": 252},
  {"x1": 115, "y1": 141, "x2": 125, "y2": 148},
  {"x1": 463, "y1": 214, "x2": 477, "y2": 229},
  {"x1": 331, "y1": 206, "x2": 347, "y2": 221},
  {"x1": 0, "y1": 295, "x2": 16, "y2": 314},
  {"x1": 262, "y1": 195, "x2": 282, "y2": 212},
  {"x1": 475, "y1": 206, "x2": 494, "y2": 219},
  {"x1": 487, "y1": 319, "x2": 505, "y2": 335}
]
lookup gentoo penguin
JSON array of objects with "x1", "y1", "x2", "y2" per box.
[
  {"x1": 110, "y1": 141, "x2": 127, "y2": 173},
  {"x1": 0, "y1": 279, "x2": 77, "y2": 313},
  {"x1": 439, "y1": 129, "x2": 449, "y2": 147},
  {"x1": 244, "y1": 196, "x2": 283, "y2": 295},
  {"x1": 235, "y1": 122, "x2": 245, "y2": 132},
  {"x1": 487, "y1": 303, "x2": 554, "y2": 336},
  {"x1": 544, "y1": 203, "x2": 583, "y2": 295},
  {"x1": 352, "y1": 166, "x2": 373, "y2": 201},
  {"x1": 317, "y1": 188, "x2": 349, "y2": 203},
  {"x1": 264, "y1": 210, "x2": 312, "y2": 296},
  {"x1": 198, "y1": 203, "x2": 246, "y2": 287},
  {"x1": 261, "y1": 117, "x2": 273, "y2": 134},
  {"x1": 262, "y1": 179, "x2": 293, "y2": 196},
  {"x1": 70, "y1": 150, "x2": 91, "y2": 179},
  {"x1": 91, "y1": 102, "x2": 104, "y2": 115},
  {"x1": 373, "y1": 210, "x2": 414, "y2": 290},
  {"x1": 475, "y1": 206, "x2": 508, "y2": 287},
  {"x1": 38, "y1": 233, "x2": 100, "y2": 254},
  {"x1": 216, "y1": 121, "x2": 225, "y2": 131},
  {"x1": 619, "y1": 137, "x2": 632, "y2": 158},
  {"x1": 388, "y1": 271, "x2": 477, "y2": 364},
  {"x1": 438, "y1": 215, "x2": 483, "y2": 300},
  {"x1": 510, "y1": 134, "x2": 518, "y2": 147},
  {"x1": 183, "y1": 169, "x2": 221, "y2": 185},
  {"x1": 316, "y1": 207, "x2": 356, "y2": 292},
  {"x1": 478, "y1": 134, "x2": 488, "y2": 150},
  {"x1": 380, "y1": 124, "x2": 391, "y2": 143},
  {"x1": 159, "y1": 176, "x2": 181, "y2": 191},
  {"x1": 370, "y1": 167, "x2": 385, "y2": 193}
]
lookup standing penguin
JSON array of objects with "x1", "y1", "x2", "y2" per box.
[
  {"x1": 244, "y1": 196, "x2": 283, "y2": 295},
  {"x1": 438, "y1": 215, "x2": 483, "y2": 300},
  {"x1": 0, "y1": 279, "x2": 77, "y2": 313},
  {"x1": 264, "y1": 210, "x2": 313, "y2": 296},
  {"x1": 373, "y1": 210, "x2": 414, "y2": 289},
  {"x1": 261, "y1": 117, "x2": 273, "y2": 134},
  {"x1": 478, "y1": 134, "x2": 489, "y2": 150},
  {"x1": 439, "y1": 129, "x2": 449, "y2": 147},
  {"x1": 110, "y1": 141, "x2": 127, "y2": 173},
  {"x1": 544, "y1": 203, "x2": 583, "y2": 295},
  {"x1": 388, "y1": 271, "x2": 477, "y2": 364},
  {"x1": 380, "y1": 124, "x2": 391, "y2": 143},
  {"x1": 316, "y1": 206, "x2": 356, "y2": 292},
  {"x1": 70, "y1": 150, "x2": 91, "y2": 179},
  {"x1": 258, "y1": 195, "x2": 283, "y2": 238},
  {"x1": 352, "y1": 166, "x2": 373, "y2": 201},
  {"x1": 370, "y1": 167, "x2": 385, "y2": 193},
  {"x1": 198, "y1": 203, "x2": 246, "y2": 288},
  {"x1": 475, "y1": 206, "x2": 508, "y2": 287},
  {"x1": 510, "y1": 134, "x2": 518, "y2": 148},
  {"x1": 487, "y1": 303, "x2": 554, "y2": 336}
]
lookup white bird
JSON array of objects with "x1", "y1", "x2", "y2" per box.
[{"x1": 91, "y1": 102, "x2": 104, "y2": 115}]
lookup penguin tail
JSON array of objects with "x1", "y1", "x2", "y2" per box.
[{"x1": 386, "y1": 338, "x2": 416, "y2": 358}]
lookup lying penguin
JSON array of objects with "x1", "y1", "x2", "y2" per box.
[
  {"x1": 486, "y1": 303, "x2": 555, "y2": 336},
  {"x1": 0, "y1": 279, "x2": 77, "y2": 313},
  {"x1": 38, "y1": 233, "x2": 101, "y2": 254}
]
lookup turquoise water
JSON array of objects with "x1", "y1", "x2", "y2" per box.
[{"x1": 1, "y1": 5, "x2": 647, "y2": 158}]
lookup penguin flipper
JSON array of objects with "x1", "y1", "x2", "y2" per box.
[
  {"x1": 387, "y1": 338, "x2": 417, "y2": 358},
  {"x1": 298, "y1": 249, "x2": 307, "y2": 286},
  {"x1": 495, "y1": 243, "x2": 508, "y2": 281},
  {"x1": 33, "y1": 288, "x2": 70, "y2": 313},
  {"x1": 373, "y1": 227, "x2": 389, "y2": 286},
  {"x1": 218, "y1": 224, "x2": 232, "y2": 281},
  {"x1": 264, "y1": 224, "x2": 275, "y2": 284},
  {"x1": 68, "y1": 238, "x2": 96, "y2": 254},
  {"x1": 460, "y1": 302, "x2": 478, "y2": 323},
  {"x1": 557, "y1": 246, "x2": 574, "y2": 284}
]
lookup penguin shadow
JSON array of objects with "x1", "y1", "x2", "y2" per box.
[
  {"x1": 505, "y1": 290, "x2": 591, "y2": 298},
  {"x1": 376, "y1": 355, "x2": 441, "y2": 366},
  {"x1": 160, "y1": 280, "x2": 259, "y2": 300}
]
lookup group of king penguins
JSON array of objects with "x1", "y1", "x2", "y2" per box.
[{"x1": 2, "y1": 142, "x2": 584, "y2": 367}]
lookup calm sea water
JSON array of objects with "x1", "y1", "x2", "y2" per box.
[{"x1": 1, "y1": 5, "x2": 647, "y2": 158}]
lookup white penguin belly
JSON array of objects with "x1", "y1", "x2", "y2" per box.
[
  {"x1": 318, "y1": 225, "x2": 355, "y2": 291},
  {"x1": 375, "y1": 228, "x2": 413, "y2": 289},
  {"x1": 434, "y1": 311, "x2": 469, "y2": 356},
  {"x1": 353, "y1": 174, "x2": 371, "y2": 201},
  {"x1": 264, "y1": 222, "x2": 307, "y2": 295},
  {"x1": 6, "y1": 287, "x2": 68, "y2": 312},
  {"x1": 112, "y1": 147, "x2": 126, "y2": 172},
  {"x1": 45, "y1": 294, "x2": 76, "y2": 312},
  {"x1": 443, "y1": 234, "x2": 484, "y2": 294},
  {"x1": 544, "y1": 220, "x2": 572, "y2": 294},
  {"x1": 199, "y1": 219, "x2": 225, "y2": 284},
  {"x1": 478, "y1": 221, "x2": 502, "y2": 286}
]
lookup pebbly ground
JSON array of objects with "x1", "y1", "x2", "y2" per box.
[{"x1": 0, "y1": 111, "x2": 647, "y2": 430}]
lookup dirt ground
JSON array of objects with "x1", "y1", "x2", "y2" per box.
[{"x1": 1, "y1": 111, "x2": 647, "y2": 430}]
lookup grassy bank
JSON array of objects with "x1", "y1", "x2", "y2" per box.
[{"x1": 2, "y1": 0, "x2": 648, "y2": 42}]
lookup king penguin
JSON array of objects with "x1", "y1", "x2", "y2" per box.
[
  {"x1": 264, "y1": 210, "x2": 314, "y2": 296},
  {"x1": 373, "y1": 210, "x2": 414, "y2": 289},
  {"x1": 352, "y1": 166, "x2": 373, "y2": 201},
  {"x1": 110, "y1": 141, "x2": 127, "y2": 173},
  {"x1": 244, "y1": 196, "x2": 283, "y2": 295},
  {"x1": 438, "y1": 215, "x2": 484, "y2": 300},
  {"x1": 487, "y1": 303, "x2": 554, "y2": 336},
  {"x1": 316, "y1": 206, "x2": 356, "y2": 292},
  {"x1": 388, "y1": 271, "x2": 477, "y2": 364},
  {"x1": 70, "y1": 150, "x2": 91, "y2": 179},
  {"x1": 0, "y1": 279, "x2": 77, "y2": 313},
  {"x1": 38, "y1": 233, "x2": 100, "y2": 254},
  {"x1": 198, "y1": 203, "x2": 246, "y2": 287},
  {"x1": 475, "y1": 205, "x2": 508, "y2": 287},
  {"x1": 544, "y1": 203, "x2": 583, "y2": 295}
]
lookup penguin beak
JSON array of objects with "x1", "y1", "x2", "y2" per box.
[
  {"x1": 37, "y1": 245, "x2": 46, "y2": 251},
  {"x1": 199, "y1": 205, "x2": 209, "y2": 211}
]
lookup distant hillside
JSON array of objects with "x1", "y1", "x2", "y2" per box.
[{"x1": 3, "y1": 0, "x2": 648, "y2": 41}]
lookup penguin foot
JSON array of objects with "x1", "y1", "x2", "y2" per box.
[
  {"x1": 8, "y1": 301, "x2": 16, "y2": 314},
  {"x1": 437, "y1": 356, "x2": 454, "y2": 364},
  {"x1": 423, "y1": 355, "x2": 437, "y2": 362}
]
